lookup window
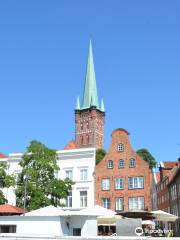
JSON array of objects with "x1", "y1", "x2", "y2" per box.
[
  {"x1": 107, "y1": 160, "x2": 113, "y2": 169},
  {"x1": 116, "y1": 198, "x2": 124, "y2": 211},
  {"x1": 101, "y1": 179, "x2": 110, "y2": 190},
  {"x1": 128, "y1": 177, "x2": 144, "y2": 189},
  {"x1": 0, "y1": 225, "x2": 16, "y2": 233},
  {"x1": 118, "y1": 159, "x2": 124, "y2": 168},
  {"x1": 102, "y1": 198, "x2": 111, "y2": 209},
  {"x1": 115, "y1": 178, "x2": 124, "y2": 190},
  {"x1": 129, "y1": 158, "x2": 136, "y2": 168},
  {"x1": 117, "y1": 143, "x2": 124, "y2": 152},
  {"x1": 171, "y1": 184, "x2": 177, "y2": 200},
  {"x1": 80, "y1": 169, "x2": 88, "y2": 181},
  {"x1": 129, "y1": 197, "x2": 144, "y2": 210},
  {"x1": 73, "y1": 228, "x2": 81, "y2": 236},
  {"x1": 80, "y1": 191, "x2": 87, "y2": 207},
  {"x1": 65, "y1": 170, "x2": 73, "y2": 180},
  {"x1": 66, "y1": 192, "x2": 72, "y2": 207}
]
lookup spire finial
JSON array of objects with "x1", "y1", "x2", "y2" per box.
[
  {"x1": 82, "y1": 41, "x2": 99, "y2": 110},
  {"x1": 75, "y1": 96, "x2": 80, "y2": 110},
  {"x1": 100, "y1": 98, "x2": 105, "y2": 112}
]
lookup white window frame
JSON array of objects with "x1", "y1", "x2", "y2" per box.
[
  {"x1": 115, "y1": 178, "x2": 124, "y2": 190},
  {"x1": 117, "y1": 143, "x2": 124, "y2": 152},
  {"x1": 129, "y1": 196, "x2": 144, "y2": 210},
  {"x1": 128, "y1": 177, "x2": 144, "y2": 189},
  {"x1": 118, "y1": 159, "x2": 124, "y2": 168},
  {"x1": 80, "y1": 169, "x2": 88, "y2": 181},
  {"x1": 107, "y1": 160, "x2": 113, "y2": 169},
  {"x1": 102, "y1": 198, "x2": 111, "y2": 209},
  {"x1": 65, "y1": 170, "x2": 73, "y2": 180},
  {"x1": 66, "y1": 192, "x2": 72, "y2": 207},
  {"x1": 115, "y1": 198, "x2": 124, "y2": 211},
  {"x1": 101, "y1": 178, "x2": 110, "y2": 190},
  {"x1": 129, "y1": 158, "x2": 136, "y2": 168},
  {"x1": 80, "y1": 191, "x2": 87, "y2": 207}
]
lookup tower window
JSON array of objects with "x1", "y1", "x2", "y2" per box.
[
  {"x1": 107, "y1": 160, "x2": 113, "y2": 169},
  {"x1": 117, "y1": 143, "x2": 124, "y2": 152}
]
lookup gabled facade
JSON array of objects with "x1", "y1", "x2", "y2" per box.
[
  {"x1": 95, "y1": 128, "x2": 152, "y2": 212},
  {"x1": 75, "y1": 41, "x2": 105, "y2": 149}
]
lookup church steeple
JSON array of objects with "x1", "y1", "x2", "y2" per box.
[
  {"x1": 82, "y1": 40, "x2": 99, "y2": 110},
  {"x1": 75, "y1": 41, "x2": 105, "y2": 149}
]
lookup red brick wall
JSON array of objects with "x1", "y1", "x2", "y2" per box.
[
  {"x1": 75, "y1": 108, "x2": 105, "y2": 149},
  {"x1": 95, "y1": 128, "x2": 152, "y2": 211}
]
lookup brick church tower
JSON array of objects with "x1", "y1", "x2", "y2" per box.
[{"x1": 75, "y1": 41, "x2": 105, "y2": 149}]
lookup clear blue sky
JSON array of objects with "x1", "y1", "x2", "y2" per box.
[{"x1": 0, "y1": 1, "x2": 179, "y2": 163}]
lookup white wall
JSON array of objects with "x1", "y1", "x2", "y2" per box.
[
  {"x1": 0, "y1": 215, "x2": 98, "y2": 236},
  {"x1": 0, "y1": 216, "x2": 63, "y2": 235}
]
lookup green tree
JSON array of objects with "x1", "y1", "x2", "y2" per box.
[
  {"x1": 16, "y1": 140, "x2": 73, "y2": 211},
  {"x1": 96, "y1": 149, "x2": 106, "y2": 165},
  {"x1": 0, "y1": 162, "x2": 15, "y2": 204},
  {"x1": 136, "y1": 148, "x2": 157, "y2": 169}
]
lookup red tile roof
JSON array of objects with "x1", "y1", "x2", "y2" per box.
[
  {"x1": 0, "y1": 204, "x2": 24, "y2": 215},
  {"x1": 167, "y1": 163, "x2": 180, "y2": 184},
  {"x1": 163, "y1": 161, "x2": 177, "y2": 168},
  {"x1": 64, "y1": 140, "x2": 79, "y2": 150},
  {"x1": 0, "y1": 153, "x2": 7, "y2": 158}
]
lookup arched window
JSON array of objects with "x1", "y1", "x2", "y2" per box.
[
  {"x1": 107, "y1": 160, "x2": 113, "y2": 169},
  {"x1": 129, "y1": 158, "x2": 136, "y2": 168},
  {"x1": 118, "y1": 159, "x2": 124, "y2": 168}
]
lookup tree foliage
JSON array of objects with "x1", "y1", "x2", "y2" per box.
[
  {"x1": 0, "y1": 162, "x2": 15, "y2": 204},
  {"x1": 96, "y1": 149, "x2": 106, "y2": 165},
  {"x1": 16, "y1": 140, "x2": 73, "y2": 211},
  {"x1": 136, "y1": 148, "x2": 157, "y2": 169}
]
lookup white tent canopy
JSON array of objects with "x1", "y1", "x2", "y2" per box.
[
  {"x1": 97, "y1": 215, "x2": 122, "y2": 226},
  {"x1": 24, "y1": 205, "x2": 66, "y2": 216},
  {"x1": 25, "y1": 205, "x2": 116, "y2": 217},
  {"x1": 151, "y1": 210, "x2": 178, "y2": 222}
]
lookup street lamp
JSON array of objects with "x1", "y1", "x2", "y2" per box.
[{"x1": 23, "y1": 175, "x2": 31, "y2": 216}]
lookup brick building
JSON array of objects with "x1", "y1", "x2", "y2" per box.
[
  {"x1": 95, "y1": 128, "x2": 152, "y2": 212},
  {"x1": 156, "y1": 161, "x2": 180, "y2": 236},
  {"x1": 156, "y1": 161, "x2": 178, "y2": 213},
  {"x1": 168, "y1": 165, "x2": 180, "y2": 236}
]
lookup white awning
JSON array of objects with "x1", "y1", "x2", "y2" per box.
[{"x1": 151, "y1": 210, "x2": 179, "y2": 222}]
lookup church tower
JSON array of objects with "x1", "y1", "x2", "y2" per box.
[{"x1": 75, "y1": 41, "x2": 105, "y2": 149}]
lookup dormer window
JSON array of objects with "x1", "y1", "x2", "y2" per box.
[
  {"x1": 107, "y1": 160, "x2": 113, "y2": 169},
  {"x1": 117, "y1": 143, "x2": 124, "y2": 152}
]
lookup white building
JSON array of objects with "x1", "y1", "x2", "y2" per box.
[
  {"x1": 0, "y1": 205, "x2": 115, "y2": 237},
  {"x1": 0, "y1": 148, "x2": 96, "y2": 208}
]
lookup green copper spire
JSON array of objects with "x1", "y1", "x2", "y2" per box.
[
  {"x1": 75, "y1": 96, "x2": 80, "y2": 110},
  {"x1": 82, "y1": 41, "x2": 99, "y2": 109},
  {"x1": 100, "y1": 98, "x2": 105, "y2": 112}
]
